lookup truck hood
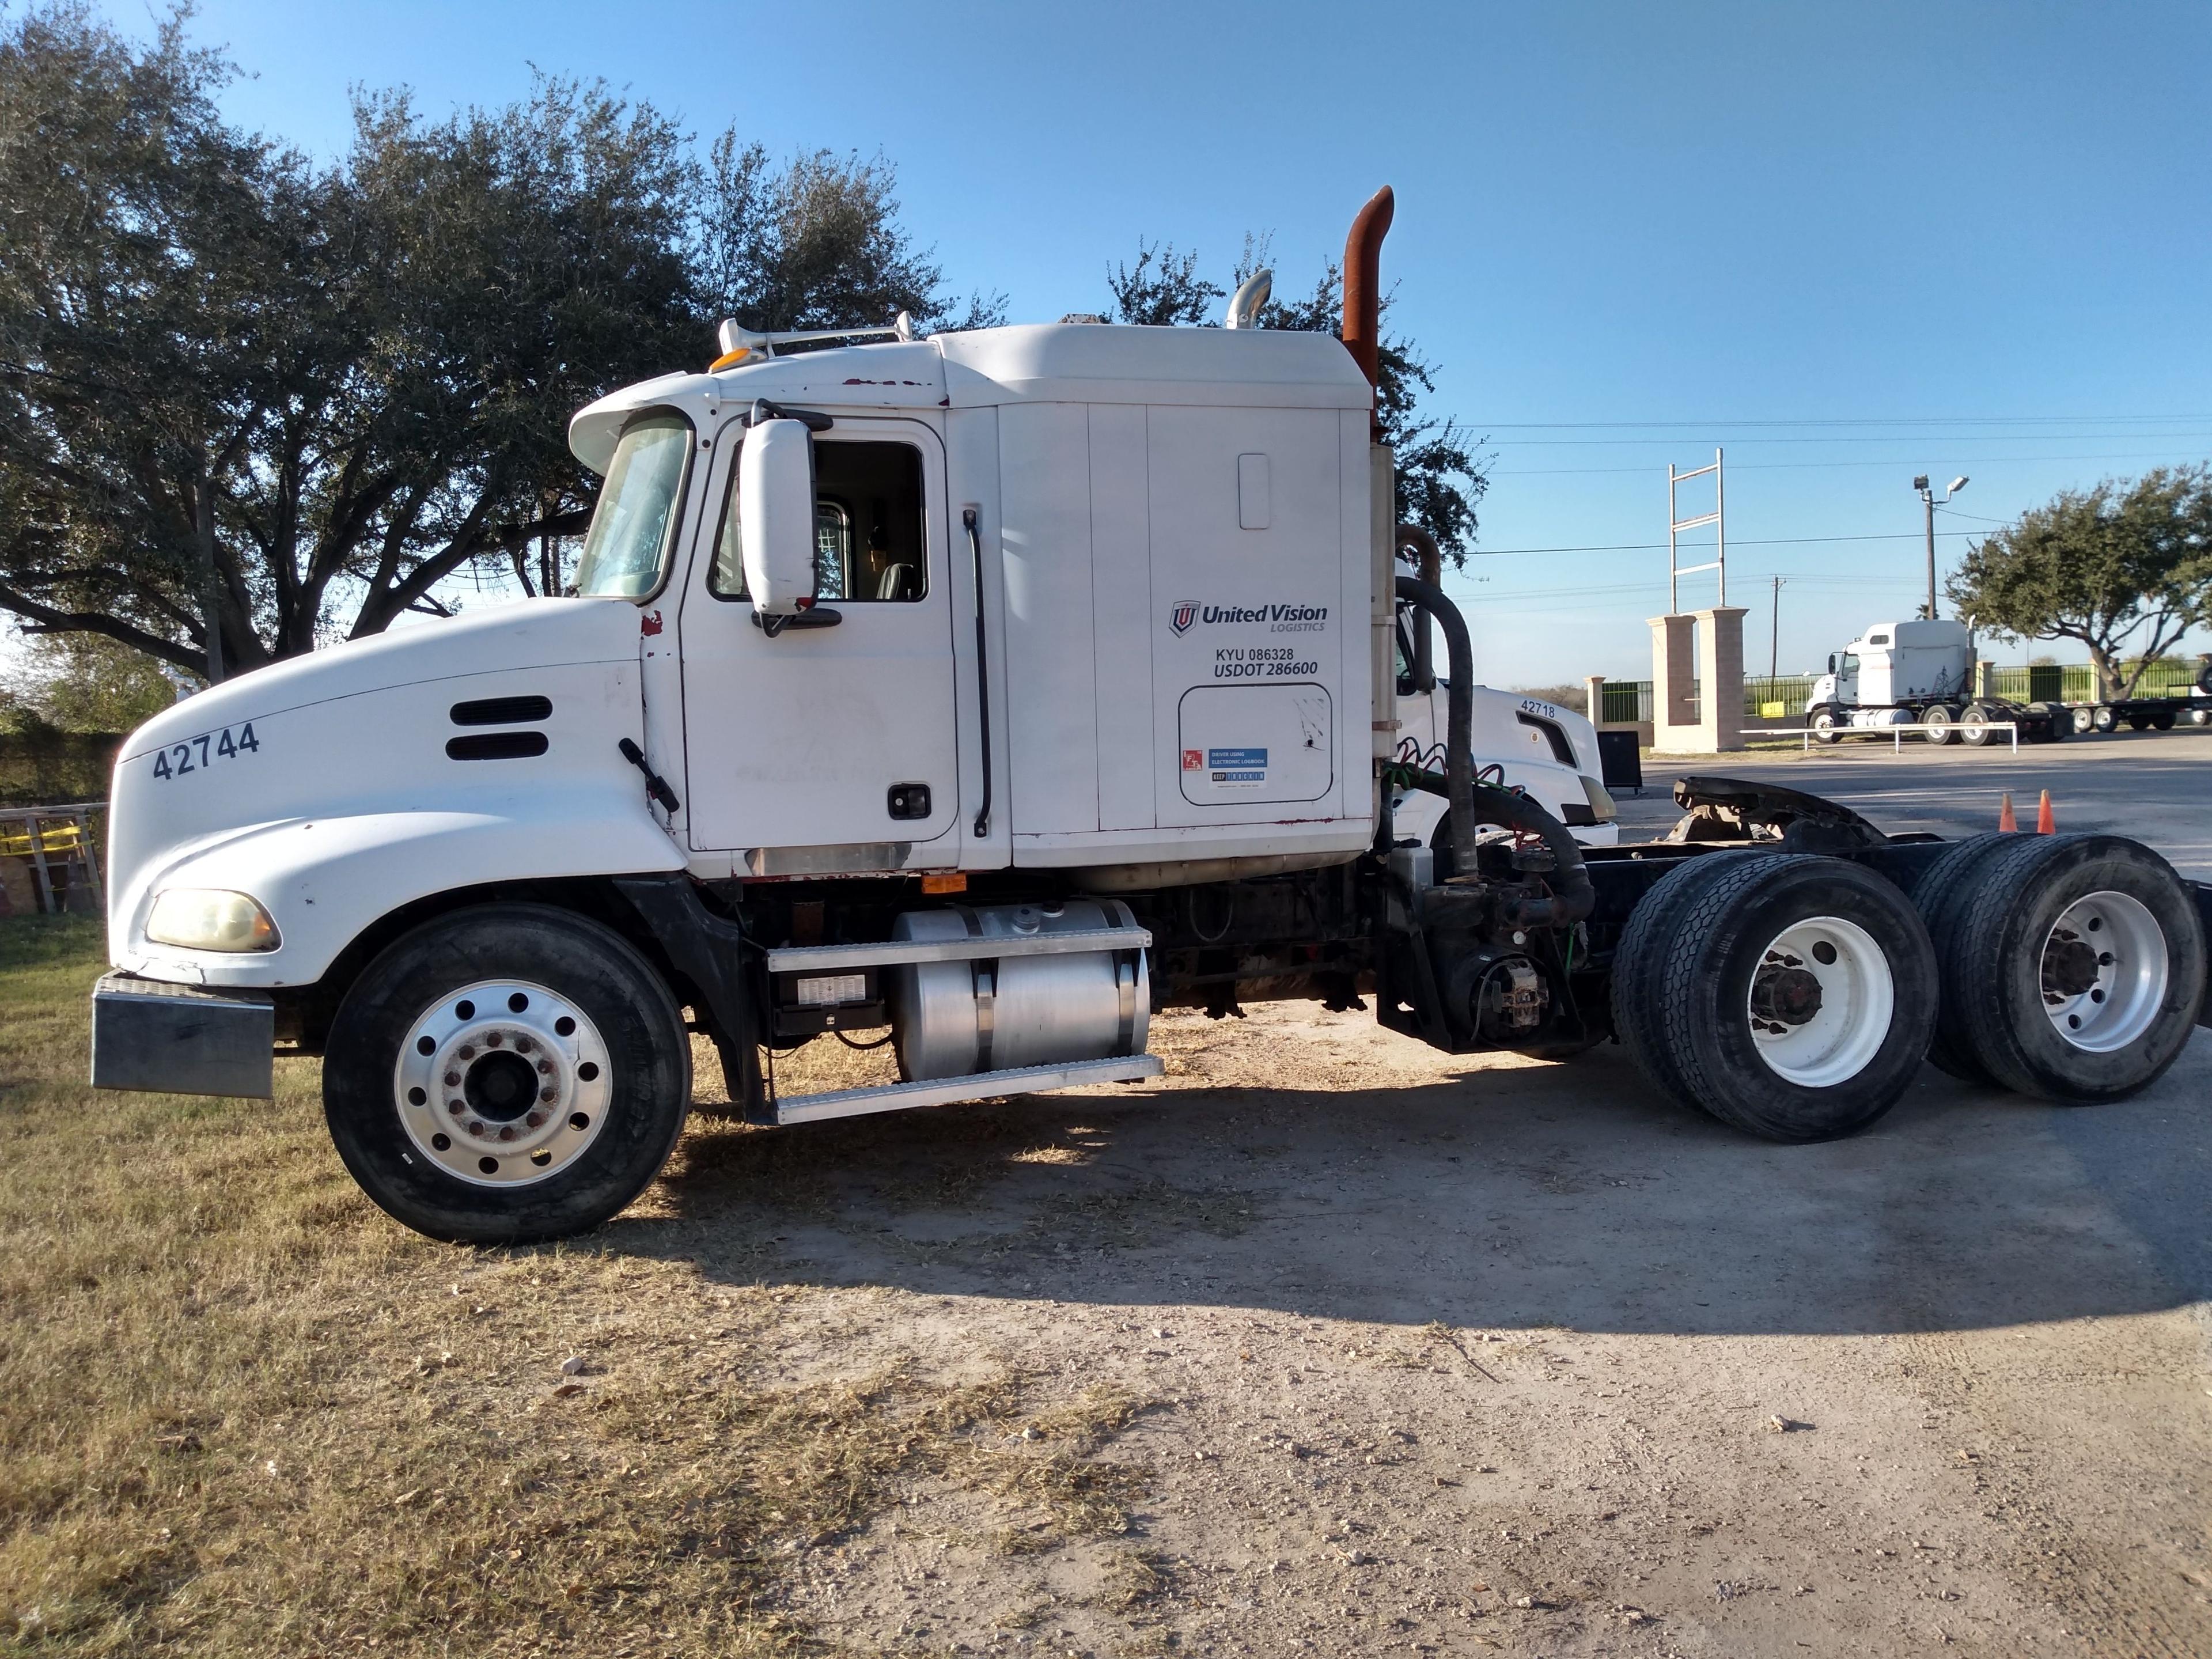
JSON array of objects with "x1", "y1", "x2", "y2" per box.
[
  {"x1": 107, "y1": 599, "x2": 672, "y2": 984},
  {"x1": 119, "y1": 600, "x2": 645, "y2": 764}
]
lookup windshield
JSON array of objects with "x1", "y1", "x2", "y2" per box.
[{"x1": 573, "y1": 413, "x2": 692, "y2": 598}]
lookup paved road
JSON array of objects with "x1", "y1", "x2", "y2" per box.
[{"x1": 1614, "y1": 725, "x2": 2212, "y2": 876}]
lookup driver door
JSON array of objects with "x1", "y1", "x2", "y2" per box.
[{"x1": 675, "y1": 416, "x2": 961, "y2": 866}]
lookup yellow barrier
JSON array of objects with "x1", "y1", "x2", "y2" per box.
[{"x1": 0, "y1": 821, "x2": 84, "y2": 858}]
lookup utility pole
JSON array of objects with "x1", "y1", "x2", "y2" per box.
[
  {"x1": 1770, "y1": 574, "x2": 1783, "y2": 678},
  {"x1": 1914, "y1": 473, "x2": 1969, "y2": 621}
]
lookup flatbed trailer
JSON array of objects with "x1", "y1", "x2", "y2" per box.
[{"x1": 2065, "y1": 695, "x2": 2212, "y2": 733}]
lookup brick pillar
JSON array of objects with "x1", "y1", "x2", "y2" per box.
[
  {"x1": 1585, "y1": 674, "x2": 1607, "y2": 725},
  {"x1": 1648, "y1": 613, "x2": 1697, "y2": 747},
  {"x1": 1694, "y1": 607, "x2": 1748, "y2": 752}
]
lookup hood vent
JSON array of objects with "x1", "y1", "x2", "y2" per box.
[
  {"x1": 452, "y1": 695, "x2": 552, "y2": 726},
  {"x1": 447, "y1": 731, "x2": 548, "y2": 762}
]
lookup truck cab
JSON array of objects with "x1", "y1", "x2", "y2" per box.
[{"x1": 1807, "y1": 619, "x2": 1975, "y2": 714}]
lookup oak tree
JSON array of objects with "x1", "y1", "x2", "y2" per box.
[{"x1": 1946, "y1": 465, "x2": 2212, "y2": 700}]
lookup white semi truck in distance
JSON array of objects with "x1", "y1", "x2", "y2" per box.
[
  {"x1": 90, "y1": 190, "x2": 2212, "y2": 1243},
  {"x1": 1805, "y1": 619, "x2": 2067, "y2": 745}
]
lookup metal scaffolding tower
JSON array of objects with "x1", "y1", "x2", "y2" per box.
[{"x1": 1668, "y1": 447, "x2": 1726, "y2": 613}]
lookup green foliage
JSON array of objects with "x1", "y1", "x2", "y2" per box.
[
  {"x1": 3, "y1": 630, "x2": 184, "y2": 732},
  {"x1": 1105, "y1": 242, "x2": 1223, "y2": 327},
  {"x1": 698, "y1": 139, "x2": 1005, "y2": 336},
  {"x1": 0, "y1": 4, "x2": 998, "y2": 671},
  {"x1": 1945, "y1": 464, "x2": 2212, "y2": 700},
  {"x1": 1100, "y1": 230, "x2": 1489, "y2": 563}
]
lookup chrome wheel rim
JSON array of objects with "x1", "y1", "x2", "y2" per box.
[
  {"x1": 1747, "y1": 915, "x2": 1894, "y2": 1087},
  {"x1": 2040, "y1": 891, "x2": 2166, "y2": 1053},
  {"x1": 392, "y1": 979, "x2": 612, "y2": 1187}
]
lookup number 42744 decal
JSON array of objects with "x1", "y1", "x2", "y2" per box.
[{"x1": 150, "y1": 724, "x2": 259, "y2": 781}]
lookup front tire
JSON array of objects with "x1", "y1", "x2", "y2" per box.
[
  {"x1": 324, "y1": 904, "x2": 692, "y2": 1244},
  {"x1": 1619, "y1": 854, "x2": 1940, "y2": 1141},
  {"x1": 1809, "y1": 706, "x2": 1842, "y2": 745}
]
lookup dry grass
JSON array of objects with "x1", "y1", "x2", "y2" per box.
[{"x1": 0, "y1": 919, "x2": 1154, "y2": 1656}]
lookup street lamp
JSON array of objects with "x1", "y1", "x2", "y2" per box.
[{"x1": 1914, "y1": 474, "x2": 1969, "y2": 619}]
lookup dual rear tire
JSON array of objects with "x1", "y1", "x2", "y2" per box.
[
  {"x1": 1612, "y1": 836, "x2": 2205, "y2": 1138},
  {"x1": 1911, "y1": 834, "x2": 2205, "y2": 1100},
  {"x1": 1612, "y1": 854, "x2": 1939, "y2": 1141}
]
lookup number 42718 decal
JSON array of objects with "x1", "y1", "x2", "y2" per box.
[{"x1": 151, "y1": 724, "x2": 259, "y2": 781}]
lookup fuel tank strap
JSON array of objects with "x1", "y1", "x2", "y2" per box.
[{"x1": 766, "y1": 924, "x2": 1152, "y2": 974}]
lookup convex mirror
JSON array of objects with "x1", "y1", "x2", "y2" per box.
[{"x1": 739, "y1": 418, "x2": 816, "y2": 618}]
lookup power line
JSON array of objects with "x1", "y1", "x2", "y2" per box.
[
  {"x1": 1489, "y1": 430, "x2": 2212, "y2": 448},
  {"x1": 1475, "y1": 414, "x2": 2212, "y2": 431},
  {"x1": 1493, "y1": 449, "x2": 2210, "y2": 477},
  {"x1": 1465, "y1": 529, "x2": 1979, "y2": 558}
]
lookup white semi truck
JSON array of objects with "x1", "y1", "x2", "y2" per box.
[
  {"x1": 90, "y1": 190, "x2": 2212, "y2": 1243},
  {"x1": 1805, "y1": 619, "x2": 2067, "y2": 744}
]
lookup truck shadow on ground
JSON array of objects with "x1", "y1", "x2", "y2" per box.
[{"x1": 616, "y1": 1036, "x2": 2212, "y2": 1340}]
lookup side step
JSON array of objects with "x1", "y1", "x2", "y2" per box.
[{"x1": 774, "y1": 1054, "x2": 1165, "y2": 1127}]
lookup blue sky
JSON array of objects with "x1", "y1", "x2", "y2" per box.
[{"x1": 90, "y1": 0, "x2": 2212, "y2": 684}]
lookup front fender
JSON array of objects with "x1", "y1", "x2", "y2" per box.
[{"x1": 112, "y1": 798, "x2": 684, "y2": 988}]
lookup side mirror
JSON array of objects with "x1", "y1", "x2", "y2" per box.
[
  {"x1": 739, "y1": 418, "x2": 816, "y2": 619},
  {"x1": 1827, "y1": 653, "x2": 1837, "y2": 673}
]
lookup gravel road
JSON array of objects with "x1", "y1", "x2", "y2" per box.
[{"x1": 647, "y1": 978, "x2": 2212, "y2": 1657}]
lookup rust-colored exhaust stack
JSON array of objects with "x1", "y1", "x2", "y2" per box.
[{"x1": 1340, "y1": 185, "x2": 1394, "y2": 440}]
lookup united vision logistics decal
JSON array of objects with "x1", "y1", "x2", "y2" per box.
[
  {"x1": 1168, "y1": 600, "x2": 1330, "y2": 636},
  {"x1": 1171, "y1": 599, "x2": 1330, "y2": 679}
]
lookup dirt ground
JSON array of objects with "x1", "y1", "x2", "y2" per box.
[
  {"x1": 662, "y1": 1001, "x2": 2212, "y2": 1658},
  {"x1": 6, "y1": 918, "x2": 2210, "y2": 1657}
]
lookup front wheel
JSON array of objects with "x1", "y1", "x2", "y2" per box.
[
  {"x1": 1809, "y1": 707, "x2": 1842, "y2": 745},
  {"x1": 1614, "y1": 854, "x2": 1939, "y2": 1141},
  {"x1": 324, "y1": 903, "x2": 692, "y2": 1243}
]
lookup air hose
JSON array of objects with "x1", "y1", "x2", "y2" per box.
[{"x1": 1391, "y1": 574, "x2": 1595, "y2": 929}]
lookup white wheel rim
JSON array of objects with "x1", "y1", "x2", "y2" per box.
[
  {"x1": 2040, "y1": 891, "x2": 2167, "y2": 1053},
  {"x1": 1747, "y1": 915, "x2": 1895, "y2": 1088},
  {"x1": 392, "y1": 979, "x2": 613, "y2": 1187}
]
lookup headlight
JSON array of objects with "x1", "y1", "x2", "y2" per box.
[
  {"x1": 1578, "y1": 774, "x2": 1618, "y2": 824},
  {"x1": 145, "y1": 889, "x2": 281, "y2": 952}
]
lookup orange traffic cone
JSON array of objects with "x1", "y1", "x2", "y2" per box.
[
  {"x1": 2036, "y1": 789, "x2": 2055, "y2": 834},
  {"x1": 1998, "y1": 791, "x2": 2017, "y2": 831}
]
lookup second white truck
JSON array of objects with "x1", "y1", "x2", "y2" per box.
[{"x1": 1806, "y1": 619, "x2": 2067, "y2": 744}]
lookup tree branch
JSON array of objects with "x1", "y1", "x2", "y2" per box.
[{"x1": 0, "y1": 585, "x2": 205, "y2": 676}]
